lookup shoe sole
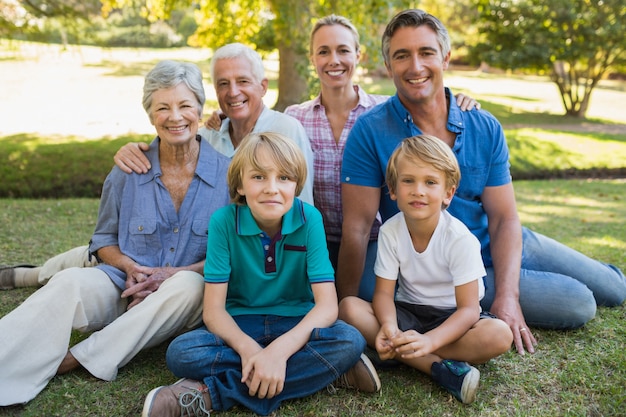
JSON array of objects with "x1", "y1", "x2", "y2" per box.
[
  {"x1": 460, "y1": 367, "x2": 480, "y2": 404},
  {"x1": 141, "y1": 378, "x2": 185, "y2": 417},
  {"x1": 358, "y1": 353, "x2": 382, "y2": 393}
]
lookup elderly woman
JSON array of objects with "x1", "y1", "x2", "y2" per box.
[{"x1": 0, "y1": 60, "x2": 230, "y2": 406}]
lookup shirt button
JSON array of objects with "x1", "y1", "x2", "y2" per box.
[
  {"x1": 267, "y1": 256, "x2": 273, "y2": 263},
  {"x1": 169, "y1": 247, "x2": 175, "y2": 252},
  {"x1": 264, "y1": 245, "x2": 270, "y2": 250},
  {"x1": 138, "y1": 226, "x2": 144, "y2": 231},
  {"x1": 173, "y1": 227, "x2": 179, "y2": 233}
]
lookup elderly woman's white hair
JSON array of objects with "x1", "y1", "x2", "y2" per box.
[{"x1": 142, "y1": 60, "x2": 205, "y2": 118}]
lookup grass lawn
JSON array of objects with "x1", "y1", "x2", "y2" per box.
[
  {"x1": 0, "y1": 42, "x2": 625, "y2": 416},
  {"x1": 1, "y1": 179, "x2": 624, "y2": 417}
]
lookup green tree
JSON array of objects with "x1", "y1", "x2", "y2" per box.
[
  {"x1": 473, "y1": 0, "x2": 626, "y2": 118},
  {"x1": 99, "y1": 1, "x2": 479, "y2": 109},
  {"x1": 103, "y1": 0, "x2": 410, "y2": 109}
]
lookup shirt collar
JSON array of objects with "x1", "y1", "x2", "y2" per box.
[
  {"x1": 390, "y1": 87, "x2": 465, "y2": 134},
  {"x1": 138, "y1": 135, "x2": 223, "y2": 188},
  {"x1": 220, "y1": 104, "x2": 267, "y2": 135},
  {"x1": 235, "y1": 198, "x2": 306, "y2": 236},
  {"x1": 314, "y1": 85, "x2": 370, "y2": 111}
]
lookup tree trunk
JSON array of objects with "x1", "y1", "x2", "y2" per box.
[
  {"x1": 266, "y1": 0, "x2": 310, "y2": 111},
  {"x1": 273, "y1": 43, "x2": 308, "y2": 111}
]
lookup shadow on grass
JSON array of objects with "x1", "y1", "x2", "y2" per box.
[
  {"x1": 514, "y1": 179, "x2": 624, "y2": 259},
  {"x1": 0, "y1": 133, "x2": 153, "y2": 198}
]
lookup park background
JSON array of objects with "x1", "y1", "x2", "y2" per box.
[{"x1": 0, "y1": 0, "x2": 625, "y2": 416}]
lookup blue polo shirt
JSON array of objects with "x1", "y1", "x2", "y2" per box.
[
  {"x1": 341, "y1": 89, "x2": 511, "y2": 266},
  {"x1": 204, "y1": 199, "x2": 335, "y2": 317}
]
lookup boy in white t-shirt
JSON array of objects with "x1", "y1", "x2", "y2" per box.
[{"x1": 339, "y1": 134, "x2": 513, "y2": 404}]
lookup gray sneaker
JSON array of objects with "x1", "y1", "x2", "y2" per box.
[
  {"x1": 334, "y1": 353, "x2": 381, "y2": 393},
  {"x1": 142, "y1": 378, "x2": 211, "y2": 417},
  {"x1": 431, "y1": 360, "x2": 480, "y2": 404}
]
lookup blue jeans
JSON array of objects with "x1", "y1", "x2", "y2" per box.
[
  {"x1": 480, "y1": 227, "x2": 626, "y2": 330},
  {"x1": 166, "y1": 316, "x2": 365, "y2": 416},
  {"x1": 328, "y1": 239, "x2": 378, "y2": 302}
]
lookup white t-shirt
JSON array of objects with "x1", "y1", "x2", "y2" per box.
[{"x1": 374, "y1": 210, "x2": 486, "y2": 309}]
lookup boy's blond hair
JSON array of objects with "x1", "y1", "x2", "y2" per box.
[
  {"x1": 228, "y1": 132, "x2": 308, "y2": 205},
  {"x1": 386, "y1": 134, "x2": 460, "y2": 208}
]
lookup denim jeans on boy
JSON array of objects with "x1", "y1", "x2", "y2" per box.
[
  {"x1": 166, "y1": 316, "x2": 365, "y2": 416},
  {"x1": 481, "y1": 227, "x2": 626, "y2": 330}
]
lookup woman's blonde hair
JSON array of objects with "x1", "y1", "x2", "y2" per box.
[
  {"x1": 227, "y1": 132, "x2": 307, "y2": 205},
  {"x1": 386, "y1": 134, "x2": 460, "y2": 208},
  {"x1": 309, "y1": 14, "x2": 360, "y2": 58}
]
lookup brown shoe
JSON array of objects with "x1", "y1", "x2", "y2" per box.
[
  {"x1": 335, "y1": 353, "x2": 381, "y2": 393},
  {"x1": 0, "y1": 264, "x2": 37, "y2": 290},
  {"x1": 0, "y1": 266, "x2": 16, "y2": 290},
  {"x1": 142, "y1": 378, "x2": 212, "y2": 417}
]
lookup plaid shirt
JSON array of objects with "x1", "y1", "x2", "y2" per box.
[{"x1": 285, "y1": 86, "x2": 388, "y2": 242}]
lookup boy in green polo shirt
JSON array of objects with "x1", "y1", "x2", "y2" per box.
[{"x1": 142, "y1": 132, "x2": 380, "y2": 417}]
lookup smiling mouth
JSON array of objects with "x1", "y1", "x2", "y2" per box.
[
  {"x1": 229, "y1": 101, "x2": 246, "y2": 108},
  {"x1": 168, "y1": 125, "x2": 188, "y2": 132},
  {"x1": 408, "y1": 77, "x2": 428, "y2": 84},
  {"x1": 327, "y1": 70, "x2": 345, "y2": 76}
]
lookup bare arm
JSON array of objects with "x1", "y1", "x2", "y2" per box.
[
  {"x1": 481, "y1": 183, "x2": 537, "y2": 354},
  {"x1": 372, "y1": 277, "x2": 401, "y2": 360},
  {"x1": 113, "y1": 142, "x2": 151, "y2": 174},
  {"x1": 336, "y1": 183, "x2": 381, "y2": 299}
]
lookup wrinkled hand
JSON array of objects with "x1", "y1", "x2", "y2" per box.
[
  {"x1": 241, "y1": 347, "x2": 286, "y2": 399},
  {"x1": 204, "y1": 110, "x2": 225, "y2": 131},
  {"x1": 391, "y1": 329, "x2": 435, "y2": 359},
  {"x1": 455, "y1": 93, "x2": 481, "y2": 111},
  {"x1": 490, "y1": 296, "x2": 537, "y2": 355},
  {"x1": 121, "y1": 265, "x2": 177, "y2": 309}
]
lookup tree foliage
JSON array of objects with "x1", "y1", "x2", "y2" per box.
[
  {"x1": 102, "y1": 0, "x2": 419, "y2": 109},
  {"x1": 95, "y1": 1, "x2": 476, "y2": 108},
  {"x1": 473, "y1": 0, "x2": 626, "y2": 118}
]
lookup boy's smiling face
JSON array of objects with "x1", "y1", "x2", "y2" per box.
[
  {"x1": 390, "y1": 154, "x2": 455, "y2": 225},
  {"x1": 237, "y1": 145, "x2": 297, "y2": 236}
]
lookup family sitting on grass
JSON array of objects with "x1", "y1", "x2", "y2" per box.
[{"x1": 1, "y1": 8, "x2": 624, "y2": 416}]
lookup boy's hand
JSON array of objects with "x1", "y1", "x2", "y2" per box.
[
  {"x1": 241, "y1": 347, "x2": 287, "y2": 399},
  {"x1": 391, "y1": 330, "x2": 435, "y2": 358},
  {"x1": 375, "y1": 323, "x2": 400, "y2": 360}
]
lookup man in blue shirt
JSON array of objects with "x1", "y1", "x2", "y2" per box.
[{"x1": 338, "y1": 9, "x2": 625, "y2": 355}]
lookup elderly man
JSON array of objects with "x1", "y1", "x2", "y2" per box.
[{"x1": 114, "y1": 43, "x2": 314, "y2": 205}]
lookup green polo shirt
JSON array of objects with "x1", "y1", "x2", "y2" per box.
[{"x1": 204, "y1": 199, "x2": 335, "y2": 317}]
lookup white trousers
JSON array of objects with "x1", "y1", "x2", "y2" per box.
[
  {"x1": 39, "y1": 245, "x2": 98, "y2": 284},
  {"x1": 0, "y1": 267, "x2": 204, "y2": 406}
]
